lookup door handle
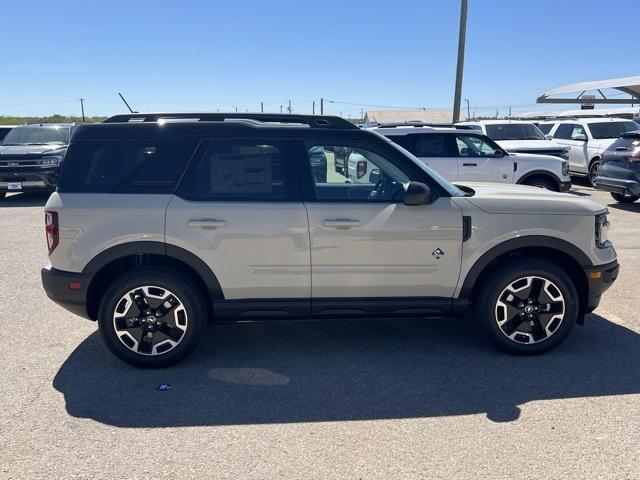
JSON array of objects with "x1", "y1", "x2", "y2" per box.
[
  {"x1": 187, "y1": 218, "x2": 227, "y2": 229},
  {"x1": 462, "y1": 163, "x2": 478, "y2": 167},
  {"x1": 322, "y1": 218, "x2": 360, "y2": 229}
]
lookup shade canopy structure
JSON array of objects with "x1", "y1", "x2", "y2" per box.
[{"x1": 537, "y1": 76, "x2": 640, "y2": 105}]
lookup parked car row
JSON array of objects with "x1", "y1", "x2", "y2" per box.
[{"x1": 40, "y1": 112, "x2": 618, "y2": 368}]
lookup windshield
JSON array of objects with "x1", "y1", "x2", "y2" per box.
[
  {"x1": 485, "y1": 123, "x2": 545, "y2": 141},
  {"x1": 379, "y1": 134, "x2": 464, "y2": 197},
  {"x1": 589, "y1": 121, "x2": 640, "y2": 139},
  {"x1": 2, "y1": 126, "x2": 70, "y2": 146}
]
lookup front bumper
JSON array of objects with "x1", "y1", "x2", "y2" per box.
[
  {"x1": 0, "y1": 167, "x2": 59, "y2": 192},
  {"x1": 559, "y1": 180, "x2": 572, "y2": 192},
  {"x1": 594, "y1": 176, "x2": 640, "y2": 196},
  {"x1": 41, "y1": 265, "x2": 93, "y2": 319},
  {"x1": 584, "y1": 260, "x2": 619, "y2": 313}
]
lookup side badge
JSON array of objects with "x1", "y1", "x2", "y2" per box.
[{"x1": 432, "y1": 248, "x2": 445, "y2": 259}]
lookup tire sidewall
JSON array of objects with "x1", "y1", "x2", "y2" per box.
[
  {"x1": 98, "y1": 268, "x2": 206, "y2": 368},
  {"x1": 477, "y1": 259, "x2": 579, "y2": 355}
]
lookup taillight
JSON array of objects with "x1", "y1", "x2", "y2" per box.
[
  {"x1": 356, "y1": 160, "x2": 368, "y2": 179},
  {"x1": 45, "y1": 211, "x2": 59, "y2": 255}
]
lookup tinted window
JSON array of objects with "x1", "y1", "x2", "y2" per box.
[
  {"x1": 485, "y1": 123, "x2": 544, "y2": 140},
  {"x1": 537, "y1": 124, "x2": 554, "y2": 135},
  {"x1": 589, "y1": 121, "x2": 640, "y2": 139},
  {"x1": 178, "y1": 139, "x2": 289, "y2": 201},
  {"x1": 553, "y1": 124, "x2": 575, "y2": 140},
  {"x1": 415, "y1": 134, "x2": 450, "y2": 157},
  {"x1": 59, "y1": 139, "x2": 198, "y2": 193}
]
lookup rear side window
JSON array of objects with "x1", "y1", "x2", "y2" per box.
[
  {"x1": 177, "y1": 139, "x2": 294, "y2": 201},
  {"x1": 538, "y1": 124, "x2": 554, "y2": 135},
  {"x1": 388, "y1": 134, "x2": 453, "y2": 157},
  {"x1": 58, "y1": 138, "x2": 198, "y2": 193},
  {"x1": 589, "y1": 121, "x2": 640, "y2": 139}
]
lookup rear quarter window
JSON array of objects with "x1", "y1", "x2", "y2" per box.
[{"x1": 58, "y1": 138, "x2": 199, "y2": 193}]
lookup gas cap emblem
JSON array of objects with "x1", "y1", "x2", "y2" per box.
[{"x1": 432, "y1": 248, "x2": 445, "y2": 259}]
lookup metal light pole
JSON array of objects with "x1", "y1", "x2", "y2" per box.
[
  {"x1": 464, "y1": 98, "x2": 470, "y2": 120},
  {"x1": 452, "y1": 0, "x2": 468, "y2": 123},
  {"x1": 80, "y1": 98, "x2": 86, "y2": 122}
]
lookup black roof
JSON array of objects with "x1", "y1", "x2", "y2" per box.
[{"x1": 103, "y1": 112, "x2": 357, "y2": 130}]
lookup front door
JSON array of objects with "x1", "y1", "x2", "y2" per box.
[
  {"x1": 300, "y1": 140, "x2": 463, "y2": 313},
  {"x1": 454, "y1": 133, "x2": 513, "y2": 183},
  {"x1": 553, "y1": 123, "x2": 589, "y2": 174}
]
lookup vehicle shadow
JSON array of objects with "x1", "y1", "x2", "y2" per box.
[
  {"x1": 53, "y1": 313, "x2": 640, "y2": 428},
  {"x1": 0, "y1": 192, "x2": 50, "y2": 207},
  {"x1": 607, "y1": 201, "x2": 640, "y2": 213}
]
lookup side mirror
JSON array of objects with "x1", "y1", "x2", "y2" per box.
[
  {"x1": 403, "y1": 181, "x2": 430, "y2": 206},
  {"x1": 545, "y1": 134, "x2": 553, "y2": 140},
  {"x1": 494, "y1": 149, "x2": 506, "y2": 158},
  {"x1": 573, "y1": 134, "x2": 587, "y2": 142}
]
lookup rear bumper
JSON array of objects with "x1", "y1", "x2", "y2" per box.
[
  {"x1": 594, "y1": 176, "x2": 640, "y2": 196},
  {"x1": 584, "y1": 260, "x2": 619, "y2": 313},
  {"x1": 41, "y1": 265, "x2": 93, "y2": 319}
]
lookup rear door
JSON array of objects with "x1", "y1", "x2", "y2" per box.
[
  {"x1": 454, "y1": 133, "x2": 513, "y2": 183},
  {"x1": 166, "y1": 137, "x2": 310, "y2": 315},
  {"x1": 391, "y1": 133, "x2": 460, "y2": 181}
]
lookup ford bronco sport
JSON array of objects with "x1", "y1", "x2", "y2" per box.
[{"x1": 41, "y1": 113, "x2": 619, "y2": 368}]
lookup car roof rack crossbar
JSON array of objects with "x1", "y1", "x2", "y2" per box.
[
  {"x1": 375, "y1": 122, "x2": 474, "y2": 129},
  {"x1": 103, "y1": 112, "x2": 358, "y2": 130}
]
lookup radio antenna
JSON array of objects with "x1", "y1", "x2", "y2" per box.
[{"x1": 118, "y1": 93, "x2": 137, "y2": 113}]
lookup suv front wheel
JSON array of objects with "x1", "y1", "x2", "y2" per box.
[
  {"x1": 475, "y1": 258, "x2": 579, "y2": 355},
  {"x1": 98, "y1": 267, "x2": 207, "y2": 368}
]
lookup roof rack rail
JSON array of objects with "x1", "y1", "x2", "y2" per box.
[
  {"x1": 103, "y1": 112, "x2": 358, "y2": 130},
  {"x1": 374, "y1": 121, "x2": 474, "y2": 129}
]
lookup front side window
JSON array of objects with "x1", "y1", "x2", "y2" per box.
[
  {"x1": 570, "y1": 124, "x2": 587, "y2": 140},
  {"x1": 2, "y1": 126, "x2": 70, "y2": 145},
  {"x1": 553, "y1": 124, "x2": 575, "y2": 140},
  {"x1": 179, "y1": 140, "x2": 288, "y2": 201},
  {"x1": 485, "y1": 123, "x2": 545, "y2": 141},
  {"x1": 305, "y1": 143, "x2": 409, "y2": 202},
  {"x1": 455, "y1": 135, "x2": 498, "y2": 157},
  {"x1": 589, "y1": 121, "x2": 640, "y2": 139}
]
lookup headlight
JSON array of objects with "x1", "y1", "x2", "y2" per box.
[
  {"x1": 38, "y1": 155, "x2": 63, "y2": 167},
  {"x1": 595, "y1": 213, "x2": 610, "y2": 248},
  {"x1": 562, "y1": 161, "x2": 570, "y2": 176},
  {"x1": 560, "y1": 148, "x2": 570, "y2": 160}
]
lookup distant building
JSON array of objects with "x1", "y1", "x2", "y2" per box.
[{"x1": 363, "y1": 109, "x2": 464, "y2": 124}]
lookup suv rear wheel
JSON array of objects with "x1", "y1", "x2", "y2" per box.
[
  {"x1": 98, "y1": 267, "x2": 207, "y2": 368},
  {"x1": 611, "y1": 192, "x2": 640, "y2": 203},
  {"x1": 475, "y1": 258, "x2": 578, "y2": 355}
]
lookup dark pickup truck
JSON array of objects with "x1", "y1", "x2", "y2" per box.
[{"x1": 0, "y1": 124, "x2": 74, "y2": 199}]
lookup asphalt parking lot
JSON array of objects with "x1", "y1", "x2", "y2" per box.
[{"x1": 1, "y1": 182, "x2": 638, "y2": 480}]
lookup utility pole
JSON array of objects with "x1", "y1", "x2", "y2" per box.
[
  {"x1": 320, "y1": 97, "x2": 324, "y2": 115},
  {"x1": 508, "y1": 105, "x2": 512, "y2": 117},
  {"x1": 452, "y1": 0, "x2": 468, "y2": 123},
  {"x1": 234, "y1": 106, "x2": 238, "y2": 112},
  {"x1": 287, "y1": 99, "x2": 292, "y2": 114},
  {"x1": 464, "y1": 98, "x2": 470, "y2": 120},
  {"x1": 260, "y1": 102, "x2": 264, "y2": 113},
  {"x1": 312, "y1": 101, "x2": 315, "y2": 115},
  {"x1": 79, "y1": 98, "x2": 86, "y2": 122},
  {"x1": 280, "y1": 105, "x2": 283, "y2": 113}
]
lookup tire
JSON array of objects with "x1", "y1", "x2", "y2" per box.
[
  {"x1": 611, "y1": 192, "x2": 640, "y2": 203},
  {"x1": 0, "y1": 192, "x2": 5, "y2": 200},
  {"x1": 523, "y1": 177, "x2": 558, "y2": 191},
  {"x1": 588, "y1": 160, "x2": 600, "y2": 187},
  {"x1": 474, "y1": 258, "x2": 579, "y2": 355},
  {"x1": 98, "y1": 267, "x2": 207, "y2": 368}
]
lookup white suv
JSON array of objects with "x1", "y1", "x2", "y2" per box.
[
  {"x1": 41, "y1": 113, "x2": 617, "y2": 368},
  {"x1": 539, "y1": 117, "x2": 640, "y2": 186},
  {"x1": 457, "y1": 120, "x2": 569, "y2": 160},
  {"x1": 368, "y1": 125, "x2": 571, "y2": 191}
]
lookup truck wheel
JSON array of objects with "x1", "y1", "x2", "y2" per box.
[
  {"x1": 523, "y1": 177, "x2": 558, "y2": 191},
  {"x1": 588, "y1": 160, "x2": 600, "y2": 187},
  {"x1": 611, "y1": 192, "x2": 640, "y2": 203},
  {"x1": 98, "y1": 267, "x2": 207, "y2": 368},
  {"x1": 475, "y1": 258, "x2": 579, "y2": 355}
]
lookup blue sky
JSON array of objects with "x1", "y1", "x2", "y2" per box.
[{"x1": 2, "y1": 0, "x2": 638, "y2": 117}]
